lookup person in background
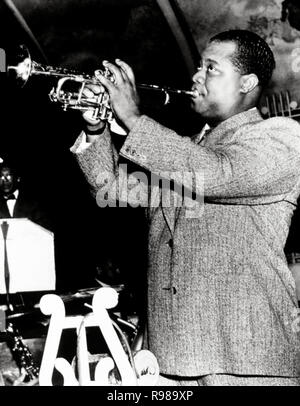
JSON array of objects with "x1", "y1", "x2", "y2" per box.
[{"x1": 0, "y1": 161, "x2": 52, "y2": 231}]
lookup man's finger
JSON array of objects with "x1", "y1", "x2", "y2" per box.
[
  {"x1": 115, "y1": 59, "x2": 135, "y2": 84},
  {"x1": 82, "y1": 88, "x2": 97, "y2": 98},
  {"x1": 95, "y1": 75, "x2": 115, "y2": 92},
  {"x1": 82, "y1": 110, "x2": 101, "y2": 125},
  {"x1": 87, "y1": 83, "x2": 104, "y2": 94},
  {"x1": 102, "y1": 61, "x2": 124, "y2": 84},
  {"x1": 82, "y1": 83, "x2": 104, "y2": 99}
]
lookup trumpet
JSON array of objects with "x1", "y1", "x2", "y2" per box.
[{"x1": 7, "y1": 45, "x2": 197, "y2": 121}]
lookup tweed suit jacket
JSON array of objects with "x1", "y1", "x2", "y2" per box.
[{"x1": 72, "y1": 108, "x2": 300, "y2": 377}]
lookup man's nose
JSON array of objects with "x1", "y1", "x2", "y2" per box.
[{"x1": 192, "y1": 69, "x2": 206, "y2": 85}]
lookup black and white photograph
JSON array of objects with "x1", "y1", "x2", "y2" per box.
[{"x1": 0, "y1": 0, "x2": 300, "y2": 390}]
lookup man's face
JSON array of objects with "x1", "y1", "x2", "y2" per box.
[
  {"x1": 191, "y1": 41, "x2": 244, "y2": 124},
  {"x1": 0, "y1": 167, "x2": 19, "y2": 195}
]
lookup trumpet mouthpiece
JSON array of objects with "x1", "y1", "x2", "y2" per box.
[{"x1": 182, "y1": 89, "x2": 198, "y2": 97}]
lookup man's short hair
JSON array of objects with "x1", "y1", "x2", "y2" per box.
[{"x1": 209, "y1": 29, "x2": 276, "y2": 87}]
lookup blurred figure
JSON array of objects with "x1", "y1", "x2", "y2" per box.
[{"x1": 0, "y1": 161, "x2": 52, "y2": 231}]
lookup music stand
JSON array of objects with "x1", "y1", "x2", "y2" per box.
[{"x1": 0, "y1": 218, "x2": 56, "y2": 300}]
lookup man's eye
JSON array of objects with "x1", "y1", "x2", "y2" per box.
[{"x1": 207, "y1": 64, "x2": 216, "y2": 72}]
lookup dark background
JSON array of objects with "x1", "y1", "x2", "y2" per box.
[{"x1": 0, "y1": 0, "x2": 202, "y2": 305}]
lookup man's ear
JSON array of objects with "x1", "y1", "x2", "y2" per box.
[{"x1": 240, "y1": 74, "x2": 259, "y2": 94}]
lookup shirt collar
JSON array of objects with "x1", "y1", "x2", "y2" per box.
[
  {"x1": 194, "y1": 107, "x2": 262, "y2": 145},
  {"x1": 5, "y1": 189, "x2": 19, "y2": 200}
]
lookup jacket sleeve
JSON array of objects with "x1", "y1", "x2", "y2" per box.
[
  {"x1": 70, "y1": 128, "x2": 150, "y2": 207},
  {"x1": 119, "y1": 115, "x2": 300, "y2": 204}
]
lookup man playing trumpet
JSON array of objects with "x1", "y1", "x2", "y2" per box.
[{"x1": 71, "y1": 29, "x2": 300, "y2": 385}]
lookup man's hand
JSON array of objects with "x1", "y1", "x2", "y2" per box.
[
  {"x1": 82, "y1": 84, "x2": 106, "y2": 134},
  {"x1": 95, "y1": 59, "x2": 141, "y2": 131}
]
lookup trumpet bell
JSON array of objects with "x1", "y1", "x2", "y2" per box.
[{"x1": 7, "y1": 44, "x2": 33, "y2": 87}]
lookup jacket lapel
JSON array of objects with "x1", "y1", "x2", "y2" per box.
[
  {"x1": 0, "y1": 198, "x2": 11, "y2": 218},
  {"x1": 160, "y1": 109, "x2": 263, "y2": 234}
]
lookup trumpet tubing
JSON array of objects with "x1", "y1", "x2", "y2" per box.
[{"x1": 7, "y1": 45, "x2": 197, "y2": 121}]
